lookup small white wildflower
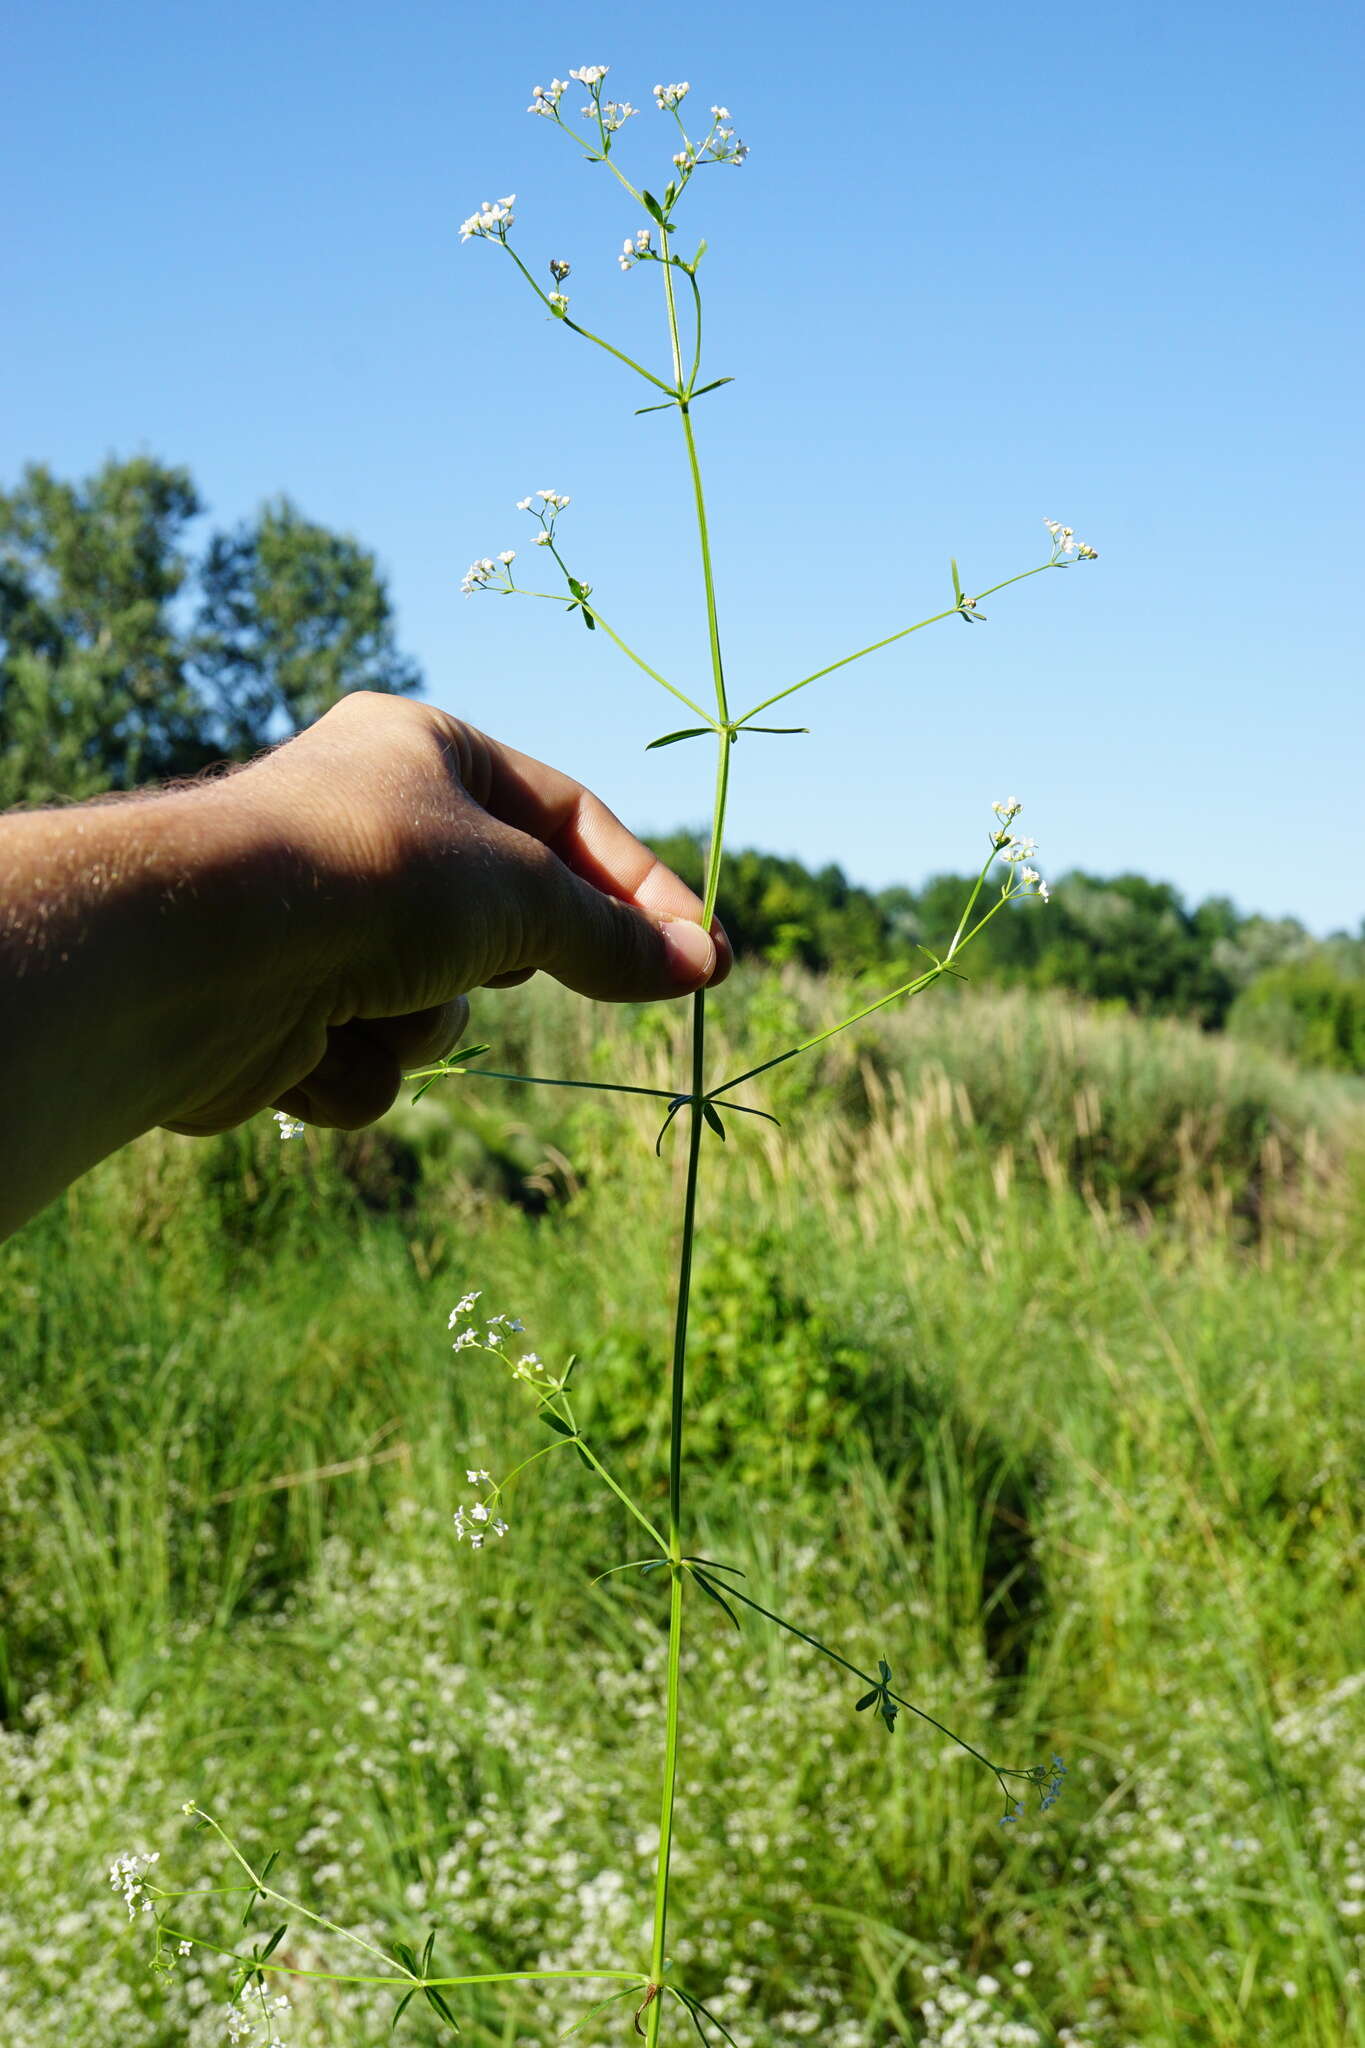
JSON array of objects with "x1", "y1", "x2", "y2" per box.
[
  {"x1": 712, "y1": 105, "x2": 730, "y2": 118},
  {"x1": 498, "y1": 550, "x2": 516, "y2": 565},
  {"x1": 452, "y1": 1328, "x2": 479, "y2": 1351},
  {"x1": 672, "y1": 150, "x2": 693, "y2": 169},
  {"x1": 491, "y1": 1518, "x2": 509, "y2": 1538},
  {"x1": 534, "y1": 531, "x2": 552, "y2": 545},
  {"x1": 635, "y1": 228, "x2": 652, "y2": 252},
  {"x1": 272, "y1": 1111, "x2": 304, "y2": 1140},
  {"x1": 108, "y1": 1850, "x2": 159, "y2": 1919},
  {"x1": 1013, "y1": 1960, "x2": 1033, "y2": 1979},
  {"x1": 548, "y1": 292, "x2": 570, "y2": 313},
  {"x1": 515, "y1": 496, "x2": 534, "y2": 511},
  {"x1": 181, "y1": 1800, "x2": 196, "y2": 1815},
  {"x1": 465, "y1": 1468, "x2": 491, "y2": 1485},
  {"x1": 992, "y1": 797, "x2": 1022, "y2": 819},
  {"x1": 600, "y1": 99, "x2": 636, "y2": 132},
  {"x1": 653, "y1": 81, "x2": 691, "y2": 109},
  {"x1": 178, "y1": 1939, "x2": 192, "y2": 1956},
  {"x1": 528, "y1": 79, "x2": 568, "y2": 116},
  {"x1": 470, "y1": 1501, "x2": 489, "y2": 1523},
  {"x1": 450, "y1": 1292, "x2": 481, "y2": 1321},
  {"x1": 1021, "y1": 866, "x2": 1042, "y2": 885},
  {"x1": 1075, "y1": 539, "x2": 1099, "y2": 559},
  {"x1": 569, "y1": 64, "x2": 609, "y2": 87},
  {"x1": 1038, "y1": 880, "x2": 1051, "y2": 904},
  {"x1": 976, "y1": 1975, "x2": 1001, "y2": 1996}
]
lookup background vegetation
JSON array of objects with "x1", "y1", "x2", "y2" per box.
[
  {"x1": 3, "y1": 972, "x2": 1363, "y2": 2047},
  {"x1": 4, "y1": 456, "x2": 1364, "y2": 2044}
]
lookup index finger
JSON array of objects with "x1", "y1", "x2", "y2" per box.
[{"x1": 455, "y1": 721, "x2": 733, "y2": 981}]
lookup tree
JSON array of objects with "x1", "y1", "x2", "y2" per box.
[
  {"x1": 0, "y1": 458, "x2": 205, "y2": 803},
  {"x1": 0, "y1": 457, "x2": 422, "y2": 805},
  {"x1": 194, "y1": 498, "x2": 421, "y2": 754}
]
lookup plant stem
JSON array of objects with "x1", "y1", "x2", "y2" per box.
[{"x1": 645, "y1": 1568, "x2": 685, "y2": 2047}]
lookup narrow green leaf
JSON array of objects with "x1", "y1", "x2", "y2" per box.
[
  {"x1": 392, "y1": 1988, "x2": 417, "y2": 2030},
  {"x1": 642, "y1": 190, "x2": 667, "y2": 224},
  {"x1": 393, "y1": 1942, "x2": 418, "y2": 1976},
  {"x1": 647, "y1": 727, "x2": 711, "y2": 750},
  {"x1": 691, "y1": 377, "x2": 734, "y2": 397},
  {"x1": 634, "y1": 399, "x2": 680, "y2": 415},
  {"x1": 741, "y1": 725, "x2": 808, "y2": 736},
  {"x1": 581, "y1": 607, "x2": 596, "y2": 630},
  {"x1": 702, "y1": 1102, "x2": 727, "y2": 1141},
  {"x1": 855, "y1": 1689, "x2": 879, "y2": 1712},
  {"x1": 690, "y1": 1567, "x2": 742, "y2": 1630},
  {"x1": 540, "y1": 1411, "x2": 576, "y2": 1439},
  {"x1": 693, "y1": 238, "x2": 708, "y2": 263},
  {"x1": 260, "y1": 1924, "x2": 288, "y2": 1963},
  {"x1": 421, "y1": 1930, "x2": 436, "y2": 1977},
  {"x1": 423, "y1": 1983, "x2": 461, "y2": 2030},
  {"x1": 950, "y1": 557, "x2": 963, "y2": 601}
]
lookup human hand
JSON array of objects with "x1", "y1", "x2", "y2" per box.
[{"x1": 163, "y1": 692, "x2": 731, "y2": 1135}]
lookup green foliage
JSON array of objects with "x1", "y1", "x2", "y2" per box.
[
  {"x1": 1230, "y1": 955, "x2": 1365, "y2": 1073},
  {"x1": 647, "y1": 832, "x2": 1365, "y2": 1043},
  {"x1": 0, "y1": 457, "x2": 420, "y2": 803},
  {"x1": 3, "y1": 984, "x2": 1364, "y2": 2045}
]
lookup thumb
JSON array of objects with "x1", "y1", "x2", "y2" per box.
[{"x1": 534, "y1": 861, "x2": 720, "y2": 1002}]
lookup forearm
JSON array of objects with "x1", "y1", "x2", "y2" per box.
[{"x1": 0, "y1": 784, "x2": 329, "y2": 1239}]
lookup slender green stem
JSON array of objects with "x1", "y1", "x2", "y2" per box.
[
  {"x1": 500, "y1": 243, "x2": 674, "y2": 391},
  {"x1": 576, "y1": 1439, "x2": 670, "y2": 1553},
  {"x1": 700, "y1": 733, "x2": 732, "y2": 931},
  {"x1": 407, "y1": 1066, "x2": 681, "y2": 1104},
  {"x1": 645, "y1": 1569, "x2": 685, "y2": 2046},
  {"x1": 715, "y1": 1582, "x2": 1008, "y2": 1786},
  {"x1": 710, "y1": 868, "x2": 1019, "y2": 1099},
  {"x1": 160, "y1": 1927, "x2": 640, "y2": 1993},
  {"x1": 681, "y1": 264, "x2": 704, "y2": 392},
  {"x1": 734, "y1": 560, "x2": 1060, "y2": 726},
  {"x1": 510, "y1": 581, "x2": 718, "y2": 728},
  {"x1": 192, "y1": 1812, "x2": 400, "y2": 1974}
]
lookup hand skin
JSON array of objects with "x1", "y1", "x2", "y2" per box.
[{"x1": 0, "y1": 693, "x2": 730, "y2": 1241}]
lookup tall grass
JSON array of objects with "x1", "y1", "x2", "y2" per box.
[{"x1": 2, "y1": 977, "x2": 1363, "y2": 2046}]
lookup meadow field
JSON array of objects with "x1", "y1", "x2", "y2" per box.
[{"x1": 2, "y1": 974, "x2": 1363, "y2": 2048}]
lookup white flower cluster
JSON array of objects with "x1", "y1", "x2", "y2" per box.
[
  {"x1": 597, "y1": 98, "x2": 636, "y2": 131},
  {"x1": 528, "y1": 78, "x2": 568, "y2": 116},
  {"x1": 653, "y1": 81, "x2": 690, "y2": 109},
  {"x1": 992, "y1": 802, "x2": 1050, "y2": 903},
  {"x1": 224, "y1": 1992, "x2": 291, "y2": 2045},
  {"x1": 108, "y1": 1848, "x2": 158, "y2": 1918},
  {"x1": 671, "y1": 103, "x2": 748, "y2": 171},
  {"x1": 569, "y1": 63, "x2": 609, "y2": 88},
  {"x1": 458, "y1": 195, "x2": 515, "y2": 244},
  {"x1": 272, "y1": 1111, "x2": 304, "y2": 1141},
  {"x1": 453, "y1": 1469, "x2": 509, "y2": 1551},
  {"x1": 619, "y1": 227, "x2": 652, "y2": 271},
  {"x1": 460, "y1": 552, "x2": 514, "y2": 597},
  {"x1": 1044, "y1": 517, "x2": 1098, "y2": 560}
]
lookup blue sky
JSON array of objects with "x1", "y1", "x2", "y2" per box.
[{"x1": 7, "y1": 0, "x2": 1362, "y2": 930}]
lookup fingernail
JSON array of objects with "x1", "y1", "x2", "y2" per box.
[{"x1": 661, "y1": 918, "x2": 717, "y2": 988}]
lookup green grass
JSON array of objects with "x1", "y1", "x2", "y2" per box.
[{"x1": 2, "y1": 975, "x2": 1363, "y2": 2047}]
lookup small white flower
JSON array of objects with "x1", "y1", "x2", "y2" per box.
[
  {"x1": 515, "y1": 496, "x2": 534, "y2": 511},
  {"x1": 498, "y1": 550, "x2": 516, "y2": 565},
  {"x1": 548, "y1": 292, "x2": 570, "y2": 313},
  {"x1": 178, "y1": 1939, "x2": 192, "y2": 1956},
  {"x1": 992, "y1": 797, "x2": 1022, "y2": 819},
  {"x1": 492, "y1": 1518, "x2": 509, "y2": 1538},
  {"x1": 712, "y1": 105, "x2": 730, "y2": 118},
  {"x1": 534, "y1": 531, "x2": 552, "y2": 545},
  {"x1": 1038, "y1": 880, "x2": 1051, "y2": 904},
  {"x1": 272, "y1": 1111, "x2": 304, "y2": 1140},
  {"x1": 450, "y1": 1292, "x2": 481, "y2": 1320},
  {"x1": 1021, "y1": 866, "x2": 1041, "y2": 885},
  {"x1": 108, "y1": 1850, "x2": 159, "y2": 1919},
  {"x1": 569, "y1": 63, "x2": 609, "y2": 87},
  {"x1": 1013, "y1": 1961, "x2": 1033, "y2": 1979},
  {"x1": 459, "y1": 196, "x2": 516, "y2": 244},
  {"x1": 452, "y1": 1328, "x2": 479, "y2": 1351},
  {"x1": 470, "y1": 1501, "x2": 489, "y2": 1523},
  {"x1": 180, "y1": 1801, "x2": 196, "y2": 1815},
  {"x1": 653, "y1": 81, "x2": 691, "y2": 110},
  {"x1": 528, "y1": 79, "x2": 568, "y2": 116},
  {"x1": 465, "y1": 1468, "x2": 491, "y2": 1484}
]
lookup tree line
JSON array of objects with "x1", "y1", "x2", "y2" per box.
[{"x1": 5, "y1": 458, "x2": 1361, "y2": 1073}]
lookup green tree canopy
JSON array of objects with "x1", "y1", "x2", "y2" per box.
[{"x1": 0, "y1": 456, "x2": 421, "y2": 805}]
